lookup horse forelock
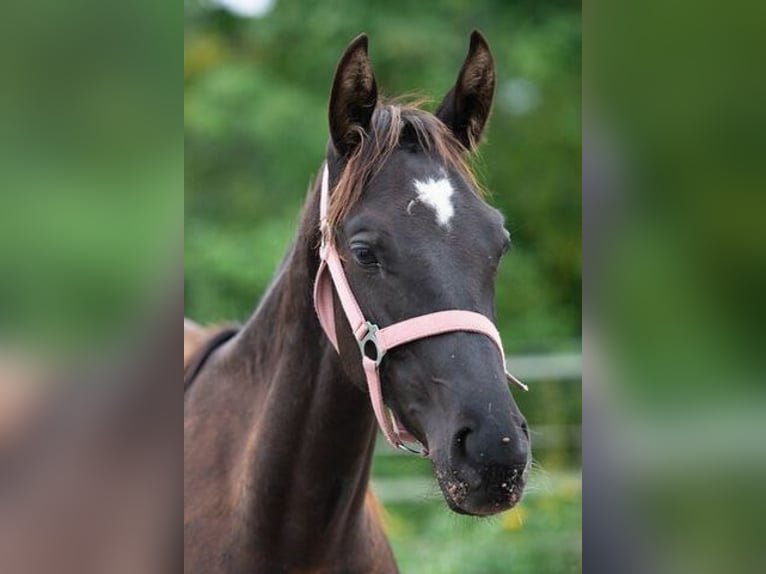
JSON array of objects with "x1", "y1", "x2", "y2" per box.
[{"x1": 326, "y1": 100, "x2": 484, "y2": 236}]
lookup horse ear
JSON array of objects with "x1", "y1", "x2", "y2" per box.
[
  {"x1": 436, "y1": 30, "x2": 496, "y2": 150},
  {"x1": 329, "y1": 34, "x2": 378, "y2": 157}
]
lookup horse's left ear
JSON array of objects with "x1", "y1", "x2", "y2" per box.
[{"x1": 436, "y1": 30, "x2": 496, "y2": 150}]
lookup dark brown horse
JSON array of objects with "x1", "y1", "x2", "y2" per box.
[{"x1": 184, "y1": 31, "x2": 531, "y2": 573}]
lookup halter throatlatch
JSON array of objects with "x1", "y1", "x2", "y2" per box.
[{"x1": 313, "y1": 164, "x2": 527, "y2": 455}]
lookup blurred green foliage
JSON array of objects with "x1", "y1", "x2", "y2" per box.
[
  {"x1": 0, "y1": 0, "x2": 180, "y2": 353},
  {"x1": 185, "y1": 1, "x2": 580, "y2": 572},
  {"x1": 383, "y1": 474, "x2": 581, "y2": 574}
]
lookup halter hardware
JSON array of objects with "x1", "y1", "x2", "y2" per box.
[
  {"x1": 358, "y1": 321, "x2": 386, "y2": 366},
  {"x1": 397, "y1": 441, "x2": 427, "y2": 455}
]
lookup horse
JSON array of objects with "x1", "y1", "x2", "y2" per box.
[{"x1": 184, "y1": 31, "x2": 531, "y2": 573}]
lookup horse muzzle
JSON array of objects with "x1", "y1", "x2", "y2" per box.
[
  {"x1": 432, "y1": 415, "x2": 530, "y2": 515},
  {"x1": 436, "y1": 458, "x2": 529, "y2": 516}
]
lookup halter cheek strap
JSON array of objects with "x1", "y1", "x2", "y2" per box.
[{"x1": 313, "y1": 164, "x2": 527, "y2": 455}]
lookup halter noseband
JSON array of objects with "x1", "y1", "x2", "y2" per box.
[{"x1": 313, "y1": 164, "x2": 527, "y2": 455}]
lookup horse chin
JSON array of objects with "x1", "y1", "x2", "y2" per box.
[
  {"x1": 440, "y1": 481, "x2": 524, "y2": 516},
  {"x1": 434, "y1": 461, "x2": 526, "y2": 517}
]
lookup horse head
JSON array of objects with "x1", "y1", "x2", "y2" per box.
[{"x1": 322, "y1": 32, "x2": 530, "y2": 516}]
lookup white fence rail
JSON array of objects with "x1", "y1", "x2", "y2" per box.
[{"x1": 504, "y1": 351, "x2": 581, "y2": 381}]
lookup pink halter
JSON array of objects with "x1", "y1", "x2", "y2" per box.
[{"x1": 313, "y1": 164, "x2": 527, "y2": 454}]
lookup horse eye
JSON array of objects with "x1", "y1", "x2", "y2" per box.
[{"x1": 351, "y1": 245, "x2": 379, "y2": 268}]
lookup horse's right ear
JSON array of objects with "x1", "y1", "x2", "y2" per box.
[{"x1": 329, "y1": 34, "x2": 378, "y2": 157}]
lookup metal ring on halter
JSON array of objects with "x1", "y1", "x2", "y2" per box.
[
  {"x1": 358, "y1": 322, "x2": 386, "y2": 366},
  {"x1": 397, "y1": 441, "x2": 428, "y2": 456}
]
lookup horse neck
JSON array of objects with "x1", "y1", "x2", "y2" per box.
[{"x1": 226, "y1": 177, "x2": 379, "y2": 561}]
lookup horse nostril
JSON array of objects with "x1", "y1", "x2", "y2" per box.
[
  {"x1": 520, "y1": 420, "x2": 529, "y2": 440},
  {"x1": 453, "y1": 426, "x2": 472, "y2": 458}
]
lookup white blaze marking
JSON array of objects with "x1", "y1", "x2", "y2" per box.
[{"x1": 412, "y1": 176, "x2": 455, "y2": 227}]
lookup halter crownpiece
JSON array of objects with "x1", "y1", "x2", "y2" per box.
[{"x1": 313, "y1": 164, "x2": 527, "y2": 455}]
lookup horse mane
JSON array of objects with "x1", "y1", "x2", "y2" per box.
[{"x1": 327, "y1": 100, "x2": 484, "y2": 235}]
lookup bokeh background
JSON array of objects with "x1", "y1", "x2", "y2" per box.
[
  {"x1": 184, "y1": 1, "x2": 581, "y2": 572},
  {"x1": 3, "y1": 0, "x2": 764, "y2": 571}
]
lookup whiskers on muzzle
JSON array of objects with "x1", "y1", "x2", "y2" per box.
[{"x1": 436, "y1": 459, "x2": 530, "y2": 515}]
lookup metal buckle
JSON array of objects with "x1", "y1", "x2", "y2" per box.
[
  {"x1": 358, "y1": 321, "x2": 386, "y2": 366},
  {"x1": 397, "y1": 441, "x2": 428, "y2": 456}
]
